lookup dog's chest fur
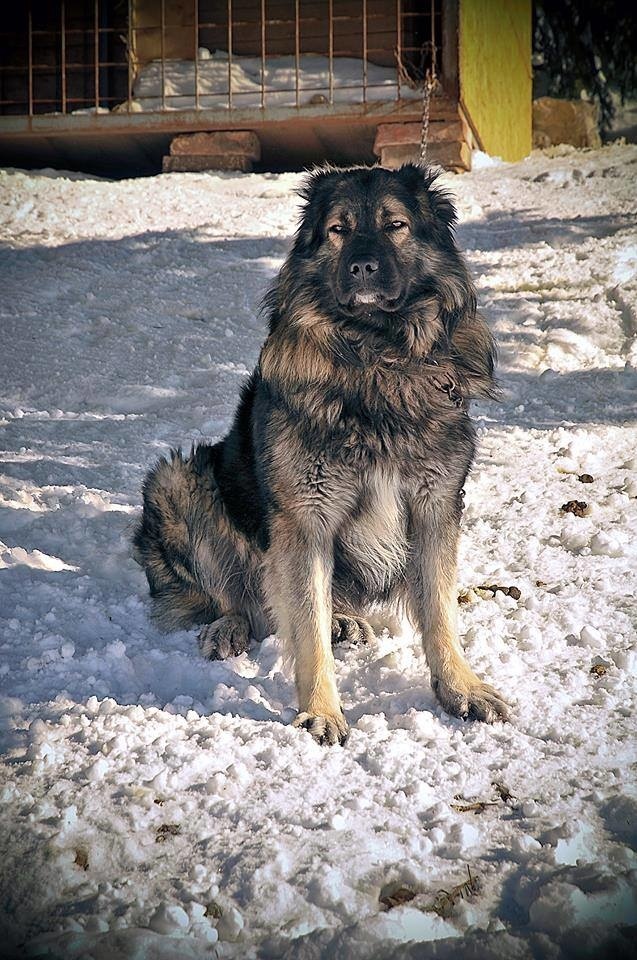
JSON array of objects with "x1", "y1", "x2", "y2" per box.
[
  {"x1": 261, "y1": 328, "x2": 469, "y2": 468},
  {"x1": 335, "y1": 469, "x2": 407, "y2": 596},
  {"x1": 259, "y1": 332, "x2": 473, "y2": 597}
]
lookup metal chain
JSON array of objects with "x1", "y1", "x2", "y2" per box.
[
  {"x1": 419, "y1": 73, "x2": 434, "y2": 164},
  {"x1": 419, "y1": 34, "x2": 438, "y2": 165}
]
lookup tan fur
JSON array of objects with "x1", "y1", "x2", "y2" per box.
[
  {"x1": 259, "y1": 319, "x2": 334, "y2": 388},
  {"x1": 263, "y1": 514, "x2": 344, "y2": 740}
]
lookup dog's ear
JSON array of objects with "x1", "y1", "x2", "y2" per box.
[
  {"x1": 396, "y1": 165, "x2": 475, "y2": 337},
  {"x1": 396, "y1": 163, "x2": 458, "y2": 235},
  {"x1": 294, "y1": 165, "x2": 342, "y2": 256}
]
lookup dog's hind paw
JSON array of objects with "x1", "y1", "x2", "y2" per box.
[
  {"x1": 432, "y1": 674, "x2": 510, "y2": 723},
  {"x1": 198, "y1": 615, "x2": 250, "y2": 661},
  {"x1": 293, "y1": 710, "x2": 349, "y2": 746},
  {"x1": 331, "y1": 614, "x2": 375, "y2": 646}
]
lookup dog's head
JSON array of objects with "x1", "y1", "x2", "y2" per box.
[{"x1": 287, "y1": 164, "x2": 475, "y2": 333}]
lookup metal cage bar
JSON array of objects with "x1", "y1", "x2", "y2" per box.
[
  {"x1": 0, "y1": 0, "x2": 443, "y2": 121},
  {"x1": 260, "y1": 0, "x2": 266, "y2": 110},
  {"x1": 160, "y1": 0, "x2": 166, "y2": 111},
  {"x1": 94, "y1": 0, "x2": 99, "y2": 111},
  {"x1": 396, "y1": 0, "x2": 402, "y2": 100},
  {"x1": 431, "y1": 0, "x2": 438, "y2": 73},
  {"x1": 27, "y1": 3, "x2": 33, "y2": 116},
  {"x1": 328, "y1": 0, "x2": 334, "y2": 105},
  {"x1": 194, "y1": 0, "x2": 199, "y2": 110},
  {"x1": 127, "y1": 0, "x2": 133, "y2": 114},
  {"x1": 60, "y1": 1, "x2": 67, "y2": 114},
  {"x1": 227, "y1": 0, "x2": 234, "y2": 110},
  {"x1": 362, "y1": 0, "x2": 368, "y2": 104},
  {"x1": 294, "y1": 0, "x2": 300, "y2": 109}
]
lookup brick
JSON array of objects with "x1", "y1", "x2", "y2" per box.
[
  {"x1": 169, "y1": 130, "x2": 261, "y2": 160},
  {"x1": 162, "y1": 154, "x2": 254, "y2": 173},
  {"x1": 379, "y1": 140, "x2": 471, "y2": 172},
  {"x1": 374, "y1": 120, "x2": 464, "y2": 151}
]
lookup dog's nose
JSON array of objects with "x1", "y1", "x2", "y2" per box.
[{"x1": 349, "y1": 257, "x2": 379, "y2": 280}]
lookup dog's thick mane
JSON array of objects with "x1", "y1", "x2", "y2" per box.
[
  {"x1": 261, "y1": 162, "x2": 495, "y2": 403},
  {"x1": 261, "y1": 274, "x2": 496, "y2": 405}
]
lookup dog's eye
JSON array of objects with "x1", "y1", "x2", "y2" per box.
[
  {"x1": 386, "y1": 220, "x2": 408, "y2": 232},
  {"x1": 328, "y1": 223, "x2": 349, "y2": 235}
]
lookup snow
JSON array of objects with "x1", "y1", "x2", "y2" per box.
[
  {"x1": 1, "y1": 144, "x2": 636, "y2": 959},
  {"x1": 127, "y1": 49, "x2": 421, "y2": 112}
]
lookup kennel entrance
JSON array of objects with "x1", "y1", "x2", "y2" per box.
[
  {"x1": 0, "y1": 2, "x2": 532, "y2": 174},
  {"x1": 0, "y1": 2, "x2": 445, "y2": 113}
]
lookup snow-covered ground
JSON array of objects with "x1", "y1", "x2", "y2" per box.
[{"x1": 1, "y1": 144, "x2": 636, "y2": 960}]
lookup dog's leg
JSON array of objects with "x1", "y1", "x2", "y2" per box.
[
  {"x1": 265, "y1": 514, "x2": 348, "y2": 746},
  {"x1": 407, "y1": 499, "x2": 509, "y2": 722}
]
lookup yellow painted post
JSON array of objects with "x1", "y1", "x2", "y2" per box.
[{"x1": 458, "y1": 0, "x2": 532, "y2": 161}]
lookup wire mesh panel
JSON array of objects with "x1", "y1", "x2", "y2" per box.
[
  {"x1": 0, "y1": 1, "x2": 130, "y2": 116},
  {"x1": 0, "y1": 0, "x2": 442, "y2": 118}
]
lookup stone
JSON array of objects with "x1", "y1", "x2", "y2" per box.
[
  {"x1": 169, "y1": 130, "x2": 260, "y2": 159},
  {"x1": 162, "y1": 155, "x2": 254, "y2": 173},
  {"x1": 374, "y1": 119, "x2": 465, "y2": 150},
  {"x1": 533, "y1": 97, "x2": 601, "y2": 149},
  {"x1": 377, "y1": 140, "x2": 471, "y2": 171}
]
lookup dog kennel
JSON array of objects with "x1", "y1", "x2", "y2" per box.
[{"x1": 0, "y1": 1, "x2": 532, "y2": 174}]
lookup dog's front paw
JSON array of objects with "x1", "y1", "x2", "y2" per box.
[
  {"x1": 432, "y1": 674, "x2": 509, "y2": 723},
  {"x1": 293, "y1": 710, "x2": 349, "y2": 746},
  {"x1": 198, "y1": 615, "x2": 250, "y2": 660},
  {"x1": 331, "y1": 614, "x2": 375, "y2": 646}
]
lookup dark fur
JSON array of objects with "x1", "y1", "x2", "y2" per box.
[{"x1": 133, "y1": 164, "x2": 508, "y2": 745}]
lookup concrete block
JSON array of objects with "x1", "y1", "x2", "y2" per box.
[
  {"x1": 374, "y1": 119, "x2": 464, "y2": 150},
  {"x1": 169, "y1": 130, "x2": 261, "y2": 160},
  {"x1": 379, "y1": 140, "x2": 471, "y2": 171},
  {"x1": 162, "y1": 154, "x2": 254, "y2": 173}
]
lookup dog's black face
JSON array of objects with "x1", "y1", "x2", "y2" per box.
[
  {"x1": 324, "y1": 184, "x2": 411, "y2": 313},
  {"x1": 289, "y1": 164, "x2": 472, "y2": 332}
]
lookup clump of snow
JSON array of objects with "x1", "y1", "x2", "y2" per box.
[
  {"x1": 148, "y1": 902, "x2": 190, "y2": 934},
  {"x1": 612, "y1": 243, "x2": 637, "y2": 283},
  {"x1": 529, "y1": 876, "x2": 637, "y2": 936},
  {"x1": 471, "y1": 150, "x2": 507, "y2": 169},
  {"x1": 1, "y1": 143, "x2": 636, "y2": 959}
]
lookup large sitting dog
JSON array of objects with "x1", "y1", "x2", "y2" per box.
[{"x1": 133, "y1": 163, "x2": 509, "y2": 745}]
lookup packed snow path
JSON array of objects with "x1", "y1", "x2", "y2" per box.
[{"x1": 1, "y1": 145, "x2": 636, "y2": 960}]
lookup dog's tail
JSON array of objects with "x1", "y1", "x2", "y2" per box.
[{"x1": 133, "y1": 448, "x2": 218, "y2": 632}]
